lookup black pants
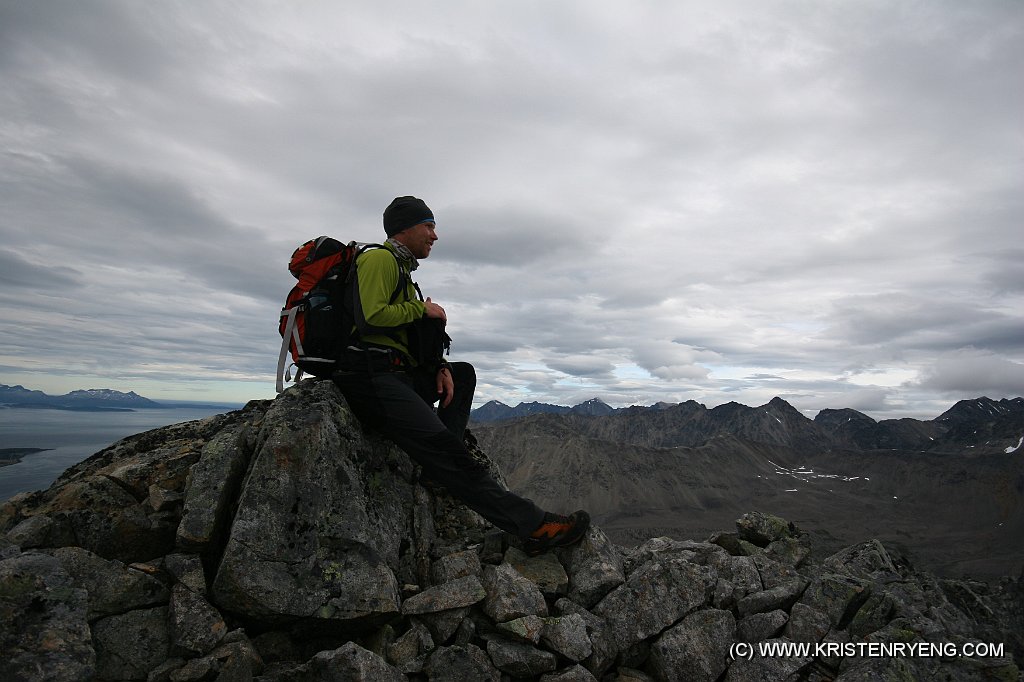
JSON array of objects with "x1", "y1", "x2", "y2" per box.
[{"x1": 333, "y1": 359, "x2": 545, "y2": 538}]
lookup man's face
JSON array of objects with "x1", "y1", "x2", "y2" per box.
[{"x1": 396, "y1": 220, "x2": 437, "y2": 259}]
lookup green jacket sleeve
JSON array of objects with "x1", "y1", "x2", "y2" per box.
[{"x1": 354, "y1": 247, "x2": 425, "y2": 332}]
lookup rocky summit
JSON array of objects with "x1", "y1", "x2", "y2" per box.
[{"x1": 1, "y1": 380, "x2": 1022, "y2": 681}]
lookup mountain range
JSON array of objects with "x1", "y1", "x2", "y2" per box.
[
  {"x1": 0, "y1": 384, "x2": 163, "y2": 411},
  {"x1": 472, "y1": 397, "x2": 617, "y2": 422},
  {"x1": 471, "y1": 396, "x2": 1024, "y2": 579},
  {"x1": 472, "y1": 395, "x2": 1024, "y2": 455}
]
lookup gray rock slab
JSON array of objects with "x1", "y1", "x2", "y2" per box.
[
  {"x1": 92, "y1": 606, "x2": 171, "y2": 680},
  {"x1": 170, "y1": 582, "x2": 227, "y2": 656},
  {"x1": 554, "y1": 598, "x2": 618, "y2": 679},
  {"x1": 176, "y1": 424, "x2": 251, "y2": 552},
  {"x1": 593, "y1": 557, "x2": 716, "y2": 650},
  {"x1": 505, "y1": 546, "x2": 570, "y2": 597},
  {"x1": 736, "y1": 511, "x2": 793, "y2": 547},
  {"x1": 0, "y1": 551, "x2": 95, "y2": 682},
  {"x1": 305, "y1": 641, "x2": 404, "y2": 681},
  {"x1": 431, "y1": 549, "x2": 482, "y2": 584},
  {"x1": 424, "y1": 644, "x2": 501, "y2": 681},
  {"x1": 648, "y1": 608, "x2": 735, "y2": 682},
  {"x1": 401, "y1": 574, "x2": 485, "y2": 615},
  {"x1": 487, "y1": 639, "x2": 558, "y2": 677},
  {"x1": 784, "y1": 602, "x2": 831, "y2": 643},
  {"x1": 823, "y1": 539, "x2": 900, "y2": 581},
  {"x1": 482, "y1": 561, "x2": 549, "y2": 621},
  {"x1": 799, "y1": 573, "x2": 871, "y2": 627},
  {"x1": 496, "y1": 614, "x2": 546, "y2": 644},
  {"x1": 164, "y1": 552, "x2": 207, "y2": 594},
  {"x1": 736, "y1": 578, "x2": 808, "y2": 617},
  {"x1": 50, "y1": 545, "x2": 169, "y2": 620},
  {"x1": 557, "y1": 525, "x2": 625, "y2": 606},
  {"x1": 211, "y1": 382, "x2": 407, "y2": 628},
  {"x1": 420, "y1": 606, "x2": 470, "y2": 644},
  {"x1": 541, "y1": 613, "x2": 593, "y2": 662},
  {"x1": 736, "y1": 609, "x2": 788, "y2": 642},
  {"x1": 387, "y1": 620, "x2": 434, "y2": 667}
]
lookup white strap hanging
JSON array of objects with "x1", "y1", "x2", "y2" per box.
[{"x1": 276, "y1": 306, "x2": 300, "y2": 393}]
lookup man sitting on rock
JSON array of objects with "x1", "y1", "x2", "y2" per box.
[{"x1": 332, "y1": 195, "x2": 589, "y2": 556}]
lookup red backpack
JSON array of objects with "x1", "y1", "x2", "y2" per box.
[
  {"x1": 276, "y1": 237, "x2": 377, "y2": 392},
  {"x1": 276, "y1": 236, "x2": 449, "y2": 392}
]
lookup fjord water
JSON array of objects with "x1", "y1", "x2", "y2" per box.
[{"x1": 0, "y1": 406, "x2": 231, "y2": 502}]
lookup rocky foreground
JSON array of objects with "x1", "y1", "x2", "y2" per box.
[{"x1": 1, "y1": 380, "x2": 1021, "y2": 681}]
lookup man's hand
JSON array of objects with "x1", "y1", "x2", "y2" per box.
[
  {"x1": 436, "y1": 365, "x2": 454, "y2": 408},
  {"x1": 424, "y1": 297, "x2": 447, "y2": 322}
]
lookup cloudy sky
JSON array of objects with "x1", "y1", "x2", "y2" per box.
[{"x1": 1, "y1": 1, "x2": 1022, "y2": 419}]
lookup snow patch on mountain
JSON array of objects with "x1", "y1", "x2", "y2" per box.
[{"x1": 766, "y1": 458, "x2": 864, "y2": 484}]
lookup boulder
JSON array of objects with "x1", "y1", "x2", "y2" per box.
[
  {"x1": 175, "y1": 423, "x2": 252, "y2": 553},
  {"x1": 169, "y1": 583, "x2": 227, "y2": 656},
  {"x1": 49, "y1": 545, "x2": 169, "y2": 621},
  {"x1": 593, "y1": 557, "x2": 716, "y2": 650},
  {"x1": 558, "y1": 524, "x2": 625, "y2": 606},
  {"x1": 736, "y1": 511, "x2": 793, "y2": 547},
  {"x1": 823, "y1": 539, "x2": 900, "y2": 581},
  {"x1": 481, "y1": 561, "x2": 548, "y2": 621},
  {"x1": 540, "y1": 613, "x2": 593, "y2": 662},
  {"x1": 431, "y1": 549, "x2": 482, "y2": 584},
  {"x1": 736, "y1": 609, "x2": 788, "y2": 643},
  {"x1": 736, "y1": 578, "x2": 807, "y2": 617},
  {"x1": 648, "y1": 608, "x2": 735, "y2": 682},
  {"x1": 0, "y1": 552, "x2": 95, "y2": 682},
  {"x1": 400, "y1": 575, "x2": 486, "y2": 615},
  {"x1": 495, "y1": 614, "x2": 546, "y2": 644},
  {"x1": 505, "y1": 546, "x2": 570, "y2": 597},
  {"x1": 799, "y1": 573, "x2": 871, "y2": 627},
  {"x1": 92, "y1": 606, "x2": 171, "y2": 680},
  {"x1": 303, "y1": 641, "x2": 403, "y2": 681},
  {"x1": 423, "y1": 644, "x2": 500, "y2": 681},
  {"x1": 211, "y1": 382, "x2": 407, "y2": 629},
  {"x1": 486, "y1": 639, "x2": 558, "y2": 677}
]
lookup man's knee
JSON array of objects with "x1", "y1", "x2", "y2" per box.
[{"x1": 450, "y1": 362, "x2": 476, "y2": 389}]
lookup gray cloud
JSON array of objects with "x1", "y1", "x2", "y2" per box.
[
  {"x1": 0, "y1": 1, "x2": 1021, "y2": 417},
  {"x1": 0, "y1": 249, "x2": 82, "y2": 289},
  {"x1": 916, "y1": 349, "x2": 1024, "y2": 396}
]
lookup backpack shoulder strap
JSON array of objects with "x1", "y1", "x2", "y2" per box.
[{"x1": 355, "y1": 243, "x2": 412, "y2": 304}]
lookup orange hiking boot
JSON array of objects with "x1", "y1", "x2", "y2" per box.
[{"x1": 523, "y1": 510, "x2": 591, "y2": 556}]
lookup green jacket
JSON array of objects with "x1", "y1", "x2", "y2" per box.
[{"x1": 352, "y1": 242, "x2": 425, "y2": 360}]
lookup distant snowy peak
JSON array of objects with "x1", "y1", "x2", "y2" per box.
[
  {"x1": 938, "y1": 397, "x2": 1024, "y2": 422},
  {"x1": 0, "y1": 385, "x2": 162, "y2": 409},
  {"x1": 64, "y1": 388, "x2": 149, "y2": 402},
  {"x1": 472, "y1": 397, "x2": 616, "y2": 422},
  {"x1": 0, "y1": 384, "x2": 49, "y2": 400},
  {"x1": 65, "y1": 387, "x2": 147, "y2": 399},
  {"x1": 570, "y1": 398, "x2": 614, "y2": 417}
]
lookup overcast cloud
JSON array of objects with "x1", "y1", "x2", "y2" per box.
[{"x1": 1, "y1": 1, "x2": 1021, "y2": 418}]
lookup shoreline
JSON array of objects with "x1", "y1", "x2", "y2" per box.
[
  {"x1": 1, "y1": 404, "x2": 138, "y2": 413},
  {"x1": 0, "y1": 447, "x2": 54, "y2": 467}
]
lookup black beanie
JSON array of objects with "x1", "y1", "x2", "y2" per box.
[{"x1": 383, "y1": 196, "x2": 433, "y2": 237}]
